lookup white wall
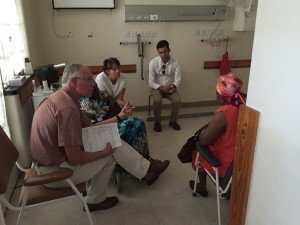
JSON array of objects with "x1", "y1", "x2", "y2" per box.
[
  {"x1": 245, "y1": 0, "x2": 300, "y2": 224},
  {"x1": 21, "y1": 0, "x2": 254, "y2": 106}
]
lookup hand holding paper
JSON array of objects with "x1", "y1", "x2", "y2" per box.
[{"x1": 82, "y1": 123, "x2": 121, "y2": 152}]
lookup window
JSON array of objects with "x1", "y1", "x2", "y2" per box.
[{"x1": 0, "y1": 0, "x2": 26, "y2": 132}]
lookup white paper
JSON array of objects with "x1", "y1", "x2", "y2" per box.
[{"x1": 82, "y1": 123, "x2": 121, "y2": 152}]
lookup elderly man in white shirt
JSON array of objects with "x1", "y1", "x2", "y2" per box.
[{"x1": 148, "y1": 40, "x2": 182, "y2": 132}]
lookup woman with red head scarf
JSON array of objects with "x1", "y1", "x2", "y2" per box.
[{"x1": 190, "y1": 73, "x2": 246, "y2": 197}]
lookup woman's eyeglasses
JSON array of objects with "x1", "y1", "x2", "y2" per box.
[{"x1": 162, "y1": 65, "x2": 166, "y2": 74}]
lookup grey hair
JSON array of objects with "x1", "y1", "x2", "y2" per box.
[{"x1": 61, "y1": 64, "x2": 81, "y2": 85}]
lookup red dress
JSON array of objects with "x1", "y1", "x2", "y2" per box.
[{"x1": 192, "y1": 105, "x2": 239, "y2": 178}]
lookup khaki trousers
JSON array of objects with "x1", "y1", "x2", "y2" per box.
[
  {"x1": 151, "y1": 89, "x2": 182, "y2": 123},
  {"x1": 37, "y1": 140, "x2": 150, "y2": 204}
]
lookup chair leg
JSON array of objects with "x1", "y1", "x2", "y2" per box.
[
  {"x1": 193, "y1": 152, "x2": 200, "y2": 197},
  {"x1": 0, "y1": 205, "x2": 7, "y2": 225},
  {"x1": 114, "y1": 164, "x2": 123, "y2": 193},
  {"x1": 148, "y1": 95, "x2": 152, "y2": 116},
  {"x1": 17, "y1": 187, "x2": 30, "y2": 225},
  {"x1": 214, "y1": 167, "x2": 222, "y2": 225},
  {"x1": 66, "y1": 179, "x2": 94, "y2": 225}
]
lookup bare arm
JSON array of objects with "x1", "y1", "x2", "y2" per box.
[
  {"x1": 93, "y1": 115, "x2": 119, "y2": 126},
  {"x1": 116, "y1": 88, "x2": 126, "y2": 108},
  {"x1": 199, "y1": 111, "x2": 227, "y2": 146},
  {"x1": 64, "y1": 143, "x2": 115, "y2": 166},
  {"x1": 92, "y1": 102, "x2": 133, "y2": 126}
]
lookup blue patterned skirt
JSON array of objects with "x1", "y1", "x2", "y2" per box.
[{"x1": 117, "y1": 117, "x2": 150, "y2": 159}]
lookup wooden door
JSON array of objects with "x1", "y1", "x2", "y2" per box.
[{"x1": 227, "y1": 105, "x2": 260, "y2": 225}]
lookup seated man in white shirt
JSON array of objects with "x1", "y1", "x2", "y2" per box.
[{"x1": 148, "y1": 40, "x2": 182, "y2": 132}]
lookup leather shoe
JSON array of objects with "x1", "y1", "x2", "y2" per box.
[
  {"x1": 149, "y1": 158, "x2": 162, "y2": 165},
  {"x1": 189, "y1": 180, "x2": 208, "y2": 197},
  {"x1": 144, "y1": 160, "x2": 170, "y2": 185},
  {"x1": 154, "y1": 122, "x2": 162, "y2": 132},
  {"x1": 85, "y1": 196, "x2": 119, "y2": 212},
  {"x1": 169, "y1": 121, "x2": 181, "y2": 130}
]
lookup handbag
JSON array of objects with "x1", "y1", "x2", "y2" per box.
[{"x1": 177, "y1": 123, "x2": 209, "y2": 163}]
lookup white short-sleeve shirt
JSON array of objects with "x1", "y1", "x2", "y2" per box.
[{"x1": 95, "y1": 72, "x2": 127, "y2": 99}]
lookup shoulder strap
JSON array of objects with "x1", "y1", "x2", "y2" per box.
[{"x1": 194, "y1": 123, "x2": 209, "y2": 136}]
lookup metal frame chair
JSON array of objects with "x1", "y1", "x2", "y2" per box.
[
  {"x1": 0, "y1": 127, "x2": 93, "y2": 225},
  {"x1": 148, "y1": 94, "x2": 169, "y2": 117},
  {"x1": 192, "y1": 105, "x2": 260, "y2": 225},
  {"x1": 193, "y1": 142, "x2": 233, "y2": 225},
  {"x1": 148, "y1": 94, "x2": 153, "y2": 116}
]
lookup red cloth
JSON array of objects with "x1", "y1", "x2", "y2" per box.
[
  {"x1": 219, "y1": 51, "x2": 231, "y2": 76},
  {"x1": 192, "y1": 105, "x2": 239, "y2": 178}
]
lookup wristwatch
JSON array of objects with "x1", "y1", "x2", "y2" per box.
[{"x1": 116, "y1": 115, "x2": 122, "y2": 122}]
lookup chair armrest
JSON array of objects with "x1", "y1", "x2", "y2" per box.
[
  {"x1": 196, "y1": 142, "x2": 220, "y2": 167},
  {"x1": 23, "y1": 168, "x2": 73, "y2": 186}
]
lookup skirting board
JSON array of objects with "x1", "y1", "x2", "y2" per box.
[
  {"x1": 142, "y1": 100, "x2": 218, "y2": 121},
  {"x1": 135, "y1": 100, "x2": 219, "y2": 112},
  {"x1": 146, "y1": 111, "x2": 214, "y2": 122}
]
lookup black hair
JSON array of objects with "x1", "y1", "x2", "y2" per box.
[
  {"x1": 103, "y1": 57, "x2": 120, "y2": 75},
  {"x1": 156, "y1": 40, "x2": 170, "y2": 50}
]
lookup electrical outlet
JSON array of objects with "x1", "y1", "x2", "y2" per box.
[
  {"x1": 67, "y1": 32, "x2": 74, "y2": 38},
  {"x1": 87, "y1": 31, "x2": 93, "y2": 38},
  {"x1": 130, "y1": 31, "x2": 136, "y2": 37},
  {"x1": 125, "y1": 32, "x2": 130, "y2": 37},
  {"x1": 150, "y1": 15, "x2": 158, "y2": 21},
  {"x1": 144, "y1": 31, "x2": 150, "y2": 37},
  {"x1": 150, "y1": 31, "x2": 157, "y2": 37},
  {"x1": 137, "y1": 31, "x2": 144, "y2": 37}
]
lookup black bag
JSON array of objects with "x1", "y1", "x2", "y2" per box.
[{"x1": 177, "y1": 124, "x2": 209, "y2": 163}]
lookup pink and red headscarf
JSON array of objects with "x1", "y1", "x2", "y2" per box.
[{"x1": 216, "y1": 73, "x2": 246, "y2": 106}]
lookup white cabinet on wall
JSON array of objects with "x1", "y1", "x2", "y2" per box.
[{"x1": 233, "y1": 4, "x2": 257, "y2": 31}]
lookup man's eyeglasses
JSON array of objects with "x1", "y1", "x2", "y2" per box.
[
  {"x1": 75, "y1": 77, "x2": 94, "y2": 82},
  {"x1": 162, "y1": 65, "x2": 166, "y2": 74}
]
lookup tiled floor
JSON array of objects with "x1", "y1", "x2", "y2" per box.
[{"x1": 4, "y1": 106, "x2": 230, "y2": 225}]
